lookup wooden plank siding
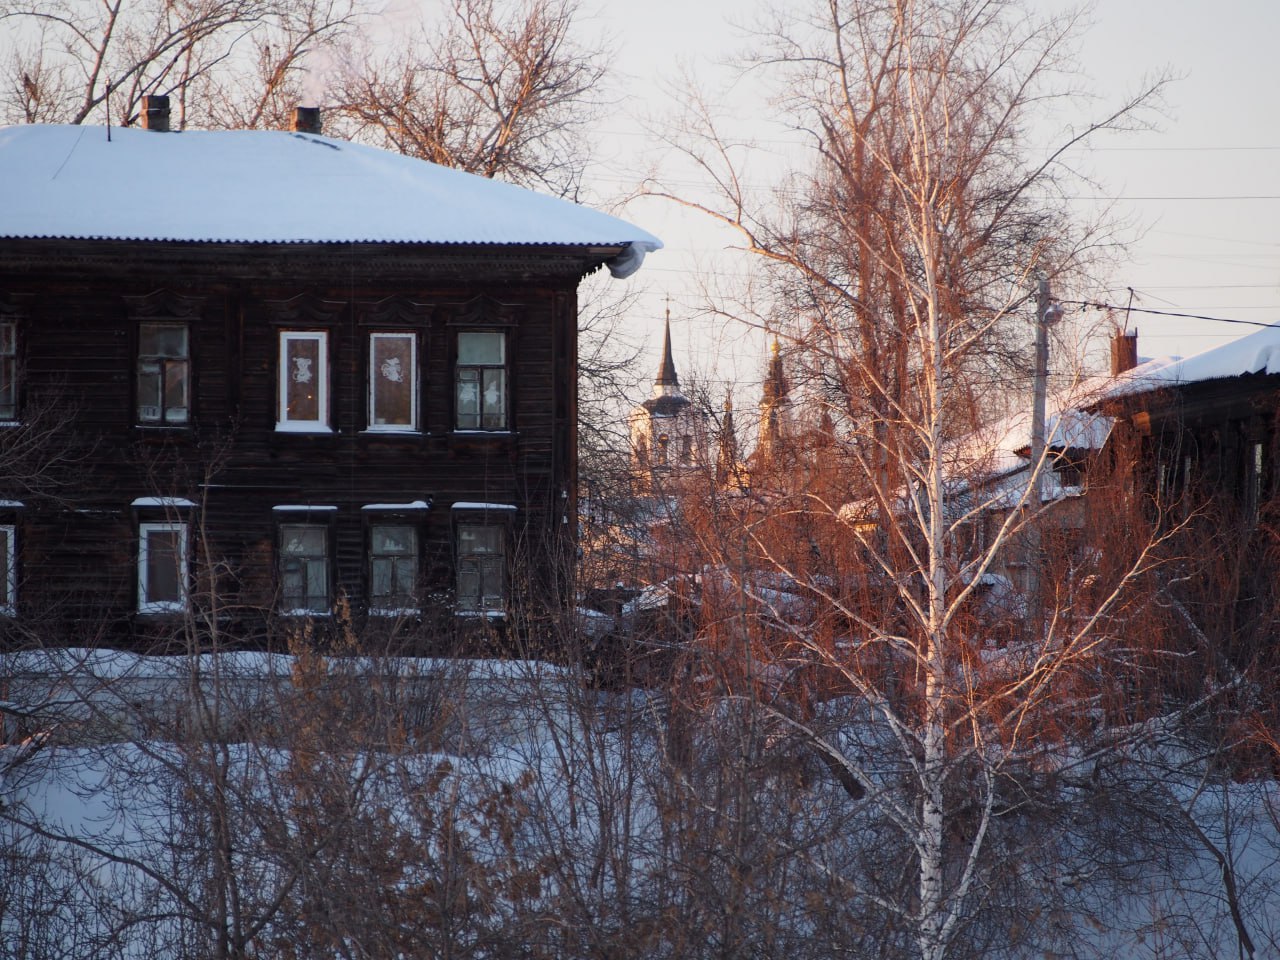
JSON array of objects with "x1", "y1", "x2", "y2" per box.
[{"x1": 0, "y1": 239, "x2": 597, "y2": 652}]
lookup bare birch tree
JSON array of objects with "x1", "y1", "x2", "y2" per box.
[{"x1": 649, "y1": 1, "x2": 1176, "y2": 957}]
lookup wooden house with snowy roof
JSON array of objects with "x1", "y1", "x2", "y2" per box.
[
  {"x1": 1098, "y1": 328, "x2": 1280, "y2": 516},
  {"x1": 0, "y1": 101, "x2": 660, "y2": 650}
]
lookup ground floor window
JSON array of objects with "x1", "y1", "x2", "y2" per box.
[
  {"x1": 279, "y1": 523, "x2": 330, "y2": 614},
  {"x1": 138, "y1": 521, "x2": 188, "y2": 613},
  {"x1": 456, "y1": 523, "x2": 505, "y2": 613},
  {"x1": 369, "y1": 523, "x2": 419, "y2": 614},
  {"x1": 0, "y1": 524, "x2": 15, "y2": 614}
]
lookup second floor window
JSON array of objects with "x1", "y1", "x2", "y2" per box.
[
  {"x1": 456, "y1": 331, "x2": 506, "y2": 430},
  {"x1": 278, "y1": 331, "x2": 329, "y2": 431},
  {"x1": 369, "y1": 332, "x2": 417, "y2": 431},
  {"x1": 137, "y1": 323, "x2": 189, "y2": 425},
  {"x1": 0, "y1": 322, "x2": 16, "y2": 421}
]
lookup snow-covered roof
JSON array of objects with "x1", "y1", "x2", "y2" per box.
[
  {"x1": 1101, "y1": 324, "x2": 1280, "y2": 400},
  {"x1": 0, "y1": 124, "x2": 661, "y2": 278}
]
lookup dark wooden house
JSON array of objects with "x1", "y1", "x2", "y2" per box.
[
  {"x1": 0, "y1": 104, "x2": 660, "y2": 651},
  {"x1": 1089, "y1": 328, "x2": 1280, "y2": 675},
  {"x1": 1099, "y1": 329, "x2": 1280, "y2": 519}
]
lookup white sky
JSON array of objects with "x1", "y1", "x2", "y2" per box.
[{"x1": 580, "y1": 0, "x2": 1280, "y2": 399}]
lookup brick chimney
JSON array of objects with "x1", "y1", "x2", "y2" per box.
[
  {"x1": 1111, "y1": 331, "x2": 1138, "y2": 376},
  {"x1": 291, "y1": 106, "x2": 322, "y2": 135},
  {"x1": 140, "y1": 95, "x2": 170, "y2": 132}
]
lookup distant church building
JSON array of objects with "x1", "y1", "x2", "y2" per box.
[
  {"x1": 754, "y1": 338, "x2": 793, "y2": 468},
  {"x1": 629, "y1": 312, "x2": 705, "y2": 489}
]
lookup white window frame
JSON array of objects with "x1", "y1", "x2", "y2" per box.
[
  {"x1": 367, "y1": 332, "x2": 418, "y2": 432},
  {"x1": 137, "y1": 322, "x2": 190, "y2": 425},
  {"x1": 138, "y1": 521, "x2": 188, "y2": 614},
  {"x1": 455, "y1": 331, "x2": 508, "y2": 431},
  {"x1": 0, "y1": 524, "x2": 15, "y2": 615},
  {"x1": 277, "y1": 331, "x2": 330, "y2": 432}
]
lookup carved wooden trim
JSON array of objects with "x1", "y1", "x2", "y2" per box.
[
  {"x1": 122, "y1": 289, "x2": 206, "y2": 319},
  {"x1": 353, "y1": 296, "x2": 432, "y2": 327},
  {"x1": 0, "y1": 293, "x2": 34, "y2": 318},
  {"x1": 446, "y1": 294, "x2": 518, "y2": 327},
  {"x1": 262, "y1": 293, "x2": 347, "y2": 327}
]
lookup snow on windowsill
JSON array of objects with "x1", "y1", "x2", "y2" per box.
[
  {"x1": 132, "y1": 497, "x2": 197, "y2": 508},
  {"x1": 454, "y1": 610, "x2": 507, "y2": 619},
  {"x1": 274, "y1": 423, "x2": 334, "y2": 434},
  {"x1": 0, "y1": 500, "x2": 24, "y2": 508},
  {"x1": 138, "y1": 601, "x2": 187, "y2": 615},
  {"x1": 278, "y1": 609, "x2": 332, "y2": 618},
  {"x1": 368, "y1": 607, "x2": 422, "y2": 618},
  {"x1": 272, "y1": 504, "x2": 339, "y2": 512},
  {"x1": 362, "y1": 426, "x2": 422, "y2": 436},
  {"x1": 362, "y1": 501, "x2": 430, "y2": 512},
  {"x1": 451, "y1": 502, "x2": 517, "y2": 512}
]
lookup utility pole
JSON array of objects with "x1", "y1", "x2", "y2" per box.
[
  {"x1": 1027, "y1": 273, "x2": 1062, "y2": 635},
  {"x1": 1030, "y1": 275, "x2": 1053, "y2": 506}
]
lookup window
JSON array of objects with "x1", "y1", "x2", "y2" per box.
[
  {"x1": 0, "y1": 322, "x2": 16, "y2": 421},
  {"x1": 369, "y1": 332, "x2": 417, "y2": 431},
  {"x1": 278, "y1": 332, "x2": 329, "y2": 431},
  {"x1": 280, "y1": 523, "x2": 330, "y2": 613},
  {"x1": 1247, "y1": 441, "x2": 1265, "y2": 522},
  {"x1": 455, "y1": 331, "x2": 506, "y2": 430},
  {"x1": 138, "y1": 521, "x2": 188, "y2": 613},
  {"x1": 457, "y1": 523, "x2": 505, "y2": 612},
  {"x1": 0, "y1": 525, "x2": 15, "y2": 615},
  {"x1": 370, "y1": 524, "x2": 419, "y2": 613},
  {"x1": 137, "y1": 323, "x2": 189, "y2": 424}
]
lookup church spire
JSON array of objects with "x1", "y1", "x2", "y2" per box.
[
  {"x1": 655, "y1": 302, "x2": 679, "y2": 389},
  {"x1": 761, "y1": 336, "x2": 789, "y2": 406},
  {"x1": 717, "y1": 393, "x2": 739, "y2": 486},
  {"x1": 757, "y1": 337, "x2": 790, "y2": 464}
]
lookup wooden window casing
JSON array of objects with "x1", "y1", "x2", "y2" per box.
[{"x1": 455, "y1": 331, "x2": 507, "y2": 431}]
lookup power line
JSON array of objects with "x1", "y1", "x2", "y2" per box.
[{"x1": 1066, "y1": 301, "x2": 1278, "y2": 329}]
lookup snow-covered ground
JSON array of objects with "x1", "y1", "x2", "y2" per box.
[{"x1": 3, "y1": 650, "x2": 1279, "y2": 959}]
